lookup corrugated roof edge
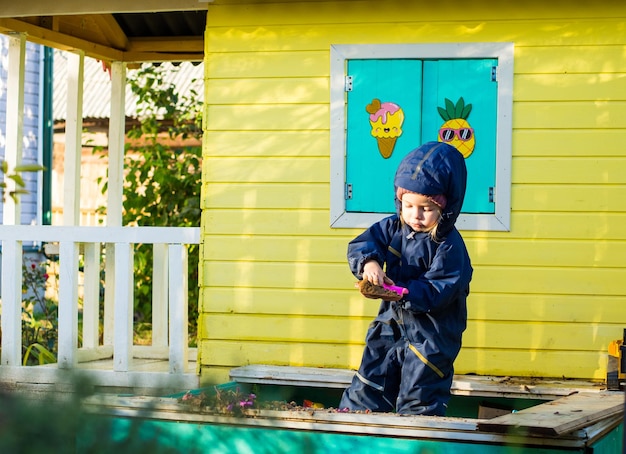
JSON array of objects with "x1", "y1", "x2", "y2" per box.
[{"x1": 53, "y1": 49, "x2": 204, "y2": 121}]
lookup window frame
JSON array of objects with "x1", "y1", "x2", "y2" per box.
[{"x1": 329, "y1": 42, "x2": 514, "y2": 231}]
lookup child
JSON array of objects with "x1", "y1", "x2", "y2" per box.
[{"x1": 339, "y1": 141, "x2": 473, "y2": 416}]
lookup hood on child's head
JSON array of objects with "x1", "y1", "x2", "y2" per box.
[{"x1": 394, "y1": 141, "x2": 467, "y2": 238}]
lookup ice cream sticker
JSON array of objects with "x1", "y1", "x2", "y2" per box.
[
  {"x1": 366, "y1": 98, "x2": 405, "y2": 159},
  {"x1": 437, "y1": 97, "x2": 475, "y2": 158}
]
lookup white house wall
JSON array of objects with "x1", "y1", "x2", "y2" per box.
[{"x1": 0, "y1": 35, "x2": 42, "y2": 228}]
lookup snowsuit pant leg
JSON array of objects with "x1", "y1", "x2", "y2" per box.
[
  {"x1": 395, "y1": 342, "x2": 454, "y2": 416},
  {"x1": 339, "y1": 321, "x2": 402, "y2": 412}
]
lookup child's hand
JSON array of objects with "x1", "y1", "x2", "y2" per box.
[
  {"x1": 362, "y1": 261, "x2": 394, "y2": 286},
  {"x1": 357, "y1": 280, "x2": 405, "y2": 301}
]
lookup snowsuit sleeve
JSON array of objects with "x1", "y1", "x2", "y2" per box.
[
  {"x1": 397, "y1": 229, "x2": 471, "y2": 315},
  {"x1": 347, "y1": 216, "x2": 398, "y2": 278}
]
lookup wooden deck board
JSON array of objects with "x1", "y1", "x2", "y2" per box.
[
  {"x1": 477, "y1": 391, "x2": 625, "y2": 436},
  {"x1": 229, "y1": 364, "x2": 608, "y2": 398}
]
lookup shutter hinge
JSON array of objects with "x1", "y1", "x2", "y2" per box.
[
  {"x1": 488, "y1": 186, "x2": 494, "y2": 203},
  {"x1": 345, "y1": 75, "x2": 353, "y2": 92},
  {"x1": 345, "y1": 183, "x2": 353, "y2": 200},
  {"x1": 491, "y1": 66, "x2": 498, "y2": 82}
]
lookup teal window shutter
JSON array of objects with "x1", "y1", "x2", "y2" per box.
[
  {"x1": 346, "y1": 59, "x2": 423, "y2": 213},
  {"x1": 346, "y1": 58, "x2": 498, "y2": 215}
]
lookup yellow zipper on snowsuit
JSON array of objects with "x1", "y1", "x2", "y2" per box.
[{"x1": 408, "y1": 343, "x2": 445, "y2": 378}]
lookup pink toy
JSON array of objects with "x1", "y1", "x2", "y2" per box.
[{"x1": 382, "y1": 283, "x2": 409, "y2": 297}]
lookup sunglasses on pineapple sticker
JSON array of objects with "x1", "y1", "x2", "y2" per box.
[{"x1": 439, "y1": 127, "x2": 474, "y2": 142}]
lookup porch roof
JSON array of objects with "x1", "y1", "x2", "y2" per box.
[{"x1": 0, "y1": 1, "x2": 209, "y2": 63}]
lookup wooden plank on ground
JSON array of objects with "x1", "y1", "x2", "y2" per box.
[
  {"x1": 230, "y1": 365, "x2": 607, "y2": 399},
  {"x1": 230, "y1": 364, "x2": 354, "y2": 388},
  {"x1": 477, "y1": 392, "x2": 624, "y2": 436}
]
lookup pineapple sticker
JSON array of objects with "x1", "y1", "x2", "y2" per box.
[{"x1": 437, "y1": 97, "x2": 475, "y2": 158}]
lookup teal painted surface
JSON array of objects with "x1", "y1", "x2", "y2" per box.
[
  {"x1": 588, "y1": 421, "x2": 623, "y2": 454},
  {"x1": 77, "y1": 385, "x2": 623, "y2": 454},
  {"x1": 86, "y1": 417, "x2": 577, "y2": 454},
  {"x1": 345, "y1": 58, "x2": 498, "y2": 215},
  {"x1": 346, "y1": 59, "x2": 423, "y2": 213},
  {"x1": 422, "y1": 59, "x2": 498, "y2": 214}
]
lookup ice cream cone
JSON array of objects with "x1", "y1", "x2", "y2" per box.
[{"x1": 377, "y1": 137, "x2": 397, "y2": 159}]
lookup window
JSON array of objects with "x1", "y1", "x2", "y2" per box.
[{"x1": 330, "y1": 43, "x2": 513, "y2": 231}]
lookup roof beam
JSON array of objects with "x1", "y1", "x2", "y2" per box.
[
  {"x1": 126, "y1": 36, "x2": 203, "y2": 53},
  {"x1": 0, "y1": 18, "x2": 123, "y2": 61},
  {"x1": 0, "y1": 1, "x2": 210, "y2": 18},
  {"x1": 90, "y1": 14, "x2": 129, "y2": 50}
]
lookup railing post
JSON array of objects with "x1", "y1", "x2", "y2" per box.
[
  {"x1": 82, "y1": 242, "x2": 101, "y2": 349},
  {"x1": 152, "y1": 243, "x2": 169, "y2": 349},
  {"x1": 58, "y1": 240, "x2": 80, "y2": 368},
  {"x1": 168, "y1": 244, "x2": 188, "y2": 374},
  {"x1": 103, "y1": 244, "x2": 115, "y2": 346},
  {"x1": 1, "y1": 240, "x2": 24, "y2": 366},
  {"x1": 113, "y1": 242, "x2": 134, "y2": 372}
]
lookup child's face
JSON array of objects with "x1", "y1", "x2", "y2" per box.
[{"x1": 400, "y1": 192, "x2": 441, "y2": 232}]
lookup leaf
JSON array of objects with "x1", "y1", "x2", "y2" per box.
[
  {"x1": 8, "y1": 174, "x2": 26, "y2": 187},
  {"x1": 14, "y1": 164, "x2": 46, "y2": 172},
  {"x1": 461, "y1": 103, "x2": 473, "y2": 119},
  {"x1": 23, "y1": 342, "x2": 56, "y2": 366},
  {"x1": 444, "y1": 98, "x2": 456, "y2": 118},
  {"x1": 437, "y1": 106, "x2": 450, "y2": 121},
  {"x1": 454, "y1": 97, "x2": 465, "y2": 118}
]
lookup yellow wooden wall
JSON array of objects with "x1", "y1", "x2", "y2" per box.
[{"x1": 198, "y1": 0, "x2": 626, "y2": 385}]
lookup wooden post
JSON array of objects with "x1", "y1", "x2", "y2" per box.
[
  {"x1": 168, "y1": 244, "x2": 188, "y2": 374},
  {"x1": 113, "y1": 242, "x2": 134, "y2": 372},
  {"x1": 0, "y1": 33, "x2": 26, "y2": 367},
  {"x1": 104, "y1": 61, "x2": 126, "y2": 346},
  {"x1": 62, "y1": 50, "x2": 84, "y2": 226},
  {"x1": 82, "y1": 242, "x2": 101, "y2": 349},
  {"x1": 57, "y1": 240, "x2": 79, "y2": 368},
  {"x1": 152, "y1": 243, "x2": 169, "y2": 348}
]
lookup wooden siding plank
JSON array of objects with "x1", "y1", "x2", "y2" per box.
[
  {"x1": 202, "y1": 314, "x2": 620, "y2": 352},
  {"x1": 203, "y1": 131, "x2": 329, "y2": 157},
  {"x1": 202, "y1": 235, "x2": 626, "y2": 268},
  {"x1": 514, "y1": 46, "x2": 626, "y2": 74},
  {"x1": 206, "y1": 20, "x2": 626, "y2": 52},
  {"x1": 203, "y1": 235, "x2": 347, "y2": 262},
  {"x1": 516, "y1": 73, "x2": 626, "y2": 101},
  {"x1": 202, "y1": 288, "x2": 626, "y2": 324},
  {"x1": 511, "y1": 185, "x2": 626, "y2": 212},
  {"x1": 202, "y1": 288, "x2": 379, "y2": 318},
  {"x1": 513, "y1": 157, "x2": 626, "y2": 184},
  {"x1": 205, "y1": 105, "x2": 328, "y2": 131},
  {"x1": 515, "y1": 130, "x2": 626, "y2": 157},
  {"x1": 199, "y1": 340, "x2": 610, "y2": 379},
  {"x1": 201, "y1": 210, "x2": 359, "y2": 236},
  {"x1": 208, "y1": 2, "x2": 626, "y2": 26},
  {"x1": 202, "y1": 157, "x2": 328, "y2": 183},
  {"x1": 202, "y1": 210, "x2": 626, "y2": 240},
  {"x1": 207, "y1": 54, "x2": 328, "y2": 79},
  {"x1": 203, "y1": 261, "x2": 626, "y2": 296},
  {"x1": 202, "y1": 183, "x2": 330, "y2": 209},
  {"x1": 206, "y1": 49, "x2": 626, "y2": 81},
  {"x1": 205, "y1": 182, "x2": 626, "y2": 214},
  {"x1": 514, "y1": 101, "x2": 626, "y2": 129},
  {"x1": 467, "y1": 238, "x2": 626, "y2": 267},
  {"x1": 468, "y1": 293, "x2": 626, "y2": 323},
  {"x1": 207, "y1": 77, "x2": 328, "y2": 103}
]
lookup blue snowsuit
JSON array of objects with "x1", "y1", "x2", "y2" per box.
[{"x1": 339, "y1": 142, "x2": 473, "y2": 416}]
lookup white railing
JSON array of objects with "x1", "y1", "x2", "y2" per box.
[{"x1": 0, "y1": 225, "x2": 200, "y2": 388}]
